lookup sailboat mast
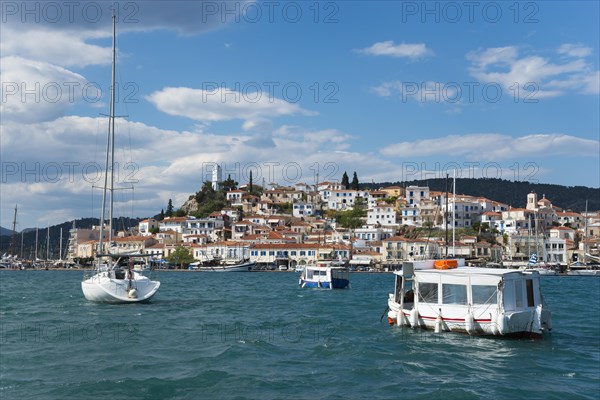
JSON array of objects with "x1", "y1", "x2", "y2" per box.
[
  {"x1": 534, "y1": 212, "x2": 539, "y2": 262},
  {"x1": 527, "y1": 214, "x2": 531, "y2": 259},
  {"x1": 583, "y1": 200, "x2": 588, "y2": 266},
  {"x1": 108, "y1": 13, "x2": 117, "y2": 245},
  {"x1": 9, "y1": 205, "x2": 17, "y2": 256},
  {"x1": 46, "y1": 223, "x2": 50, "y2": 260},
  {"x1": 97, "y1": 14, "x2": 117, "y2": 262},
  {"x1": 35, "y1": 227, "x2": 38, "y2": 260}
]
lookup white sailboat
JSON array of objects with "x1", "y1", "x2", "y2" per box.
[{"x1": 81, "y1": 15, "x2": 160, "y2": 303}]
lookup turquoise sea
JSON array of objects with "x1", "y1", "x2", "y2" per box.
[{"x1": 1, "y1": 271, "x2": 599, "y2": 400}]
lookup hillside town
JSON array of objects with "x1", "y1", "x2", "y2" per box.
[{"x1": 65, "y1": 169, "x2": 600, "y2": 272}]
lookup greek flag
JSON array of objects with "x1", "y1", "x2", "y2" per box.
[{"x1": 528, "y1": 253, "x2": 538, "y2": 266}]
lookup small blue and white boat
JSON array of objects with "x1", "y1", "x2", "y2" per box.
[{"x1": 298, "y1": 264, "x2": 350, "y2": 289}]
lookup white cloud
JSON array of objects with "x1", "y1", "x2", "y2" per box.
[
  {"x1": 146, "y1": 86, "x2": 317, "y2": 122},
  {"x1": 557, "y1": 43, "x2": 593, "y2": 58},
  {"x1": 380, "y1": 133, "x2": 599, "y2": 159},
  {"x1": 467, "y1": 45, "x2": 599, "y2": 98},
  {"x1": 1, "y1": 27, "x2": 111, "y2": 68},
  {"x1": 0, "y1": 56, "x2": 92, "y2": 123},
  {"x1": 466, "y1": 46, "x2": 518, "y2": 68},
  {"x1": 242, "y1": 118, "x2": 273, "y2": 132},
  {"x1": 356, "y1": 41, "x2": 433, "y2": 59}
]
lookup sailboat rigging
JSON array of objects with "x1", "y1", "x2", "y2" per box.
[{"x1": 81, "y1": 14, "x2": 160, "y2": 303}]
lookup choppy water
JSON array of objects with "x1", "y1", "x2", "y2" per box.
[{"x1": 1, "y1": 271, "x2": 598, "y2": 400}]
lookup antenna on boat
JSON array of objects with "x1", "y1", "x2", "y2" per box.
[
  {"x1": 445, "y1": 173, "x2": 449, "y2": 258},
  {"x1": 452, "y1": 170, "x2": 456, "y2": 257}
]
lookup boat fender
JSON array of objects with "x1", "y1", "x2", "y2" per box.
[
  {"x1": 435, "y1": 314, "x2": 443, "y2": 333},
  {"x1": 490, "y1": 312, "x2": 498, "y2": 335},
  {"x1": 387, "y1": 310, "x2": 396, "y2": 325},
  {"x1": 409, "y1": 308, "x2": 419, "y2": 328},
  {"x1": 497, "y1": 312, "x2": 507, "y2": 335},
  {"x1": 545, "y1": 312, "x2": 552, "y2": 331},
  {"x1": 128, "y1": 288, "x2": 138, "y2": 299},
  {"x1": 396, "y1": 310, "x2": 405, "y2": 327},
  {"x1": 465, "y1": 312, "x2": 475, "y2": 335}
]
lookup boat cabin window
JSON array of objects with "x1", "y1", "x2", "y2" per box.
[
  {"x1": 114, "y1": 269, "x2": 125, "y2": 280},
  {"x1": 515, "y1": 281, "x2": 524, "y2": 308},
  {"x1": 419, "y1": 282, "x2": 438, "y2": 303},
  {"x1": 471, "y1": 285, "x2": 497, "y2": 305},
  {"x1": 442, "y1": 284, "x2": 467, "y2": 305},
  {"x1": 526, "y1": 279, "x2": 535, "y2": 307}
]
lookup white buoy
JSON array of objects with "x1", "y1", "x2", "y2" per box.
[
  {"x1": 128, "y1": 288, "x2": 138, "y2": 299},
  {"x1": 435, "y1": 315, "x2": 443, "y2": 333},
  {"x1": 490, "y1": 312, "x2": 498, "y2": 335},
  {"x1": 545, "y1": 312, "x2": 553, "y2": 331},
  {"x1": 497, "y1": 312, "x2": 508, "y2": 335},
  {"x1": 465, "y1": 312, "x2": 475, "y2": 335},
  {"x1": 397, "y1": 310, "x2": 405, "y2": 327},
  {"x1": 410, "y1": 308, "x2": 419, "y2": 328}
]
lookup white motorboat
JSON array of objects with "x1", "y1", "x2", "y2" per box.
[
  {"x1": 567, "y1": 262, "x2": 600, "y2": 276},
  {"x1": 299, "y1": 264, "x2": 350, "y2": 289},
  {"x1": 387, "y1": 259, "x2": 552, "y2": 338}
]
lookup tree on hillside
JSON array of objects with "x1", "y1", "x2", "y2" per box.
[
  {"x1": 351, "y1": 172, "x2": 359, "y2": 190},
  {"x1": 166, "y1": 199, "x2": 174, "y2": 217},
  {"x1": 195, "y1": 181, "x2": 216, "y2": 204},
  {"x1": 221, "y1": 174, "x2": 238, "y2": 192},
  {"x1": 335, "y1": 197, "x2": 367, "y2": 229},
  {"x1": 192, "y1": 180, "x2": 228, "y2": 218},
  {"x1": 249, "y1": 170, "x2": 253, "y2": 193},
  {"x1": 341, "y1": 172, "x2": 350, "y2": 189}
]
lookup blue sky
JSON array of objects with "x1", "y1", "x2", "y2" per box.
[{"x1": 1, "y1": 0, "x2": 599, "y2": 230}]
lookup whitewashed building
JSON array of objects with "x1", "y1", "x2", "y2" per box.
[
  {"x1": 367, "y1": 204, "x2": 397, "y2": 226},
  {"x1": 293, "y1": 202, "x2": 315, "y2": 218},
  {"x1": 138, "y1": 219, "x2": 158, "y2": 236}
]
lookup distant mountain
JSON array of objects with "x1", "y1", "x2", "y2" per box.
[
  {"x1": 0, "y1": 226, "x2": 14, "y2": 236},
  {"x1": 363, "y1": 178, "x2": 599, "y2": 212}
]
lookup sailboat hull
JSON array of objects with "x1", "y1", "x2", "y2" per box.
[{"x1": 82, "y1": 271, "x2": 160, "y2": 303}]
